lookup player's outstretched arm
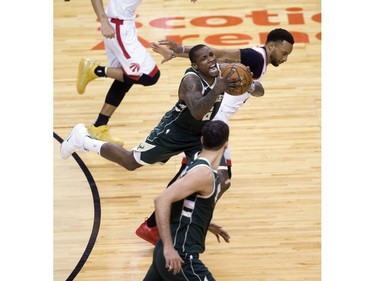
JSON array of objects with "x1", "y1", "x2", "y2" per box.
[{"x1": 156, "y1": 40, "x2": 241, "y2": 64}]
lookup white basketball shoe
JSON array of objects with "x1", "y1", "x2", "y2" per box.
[{"x1": 60, "y1": 123, "x2": 89, "y2": 159}]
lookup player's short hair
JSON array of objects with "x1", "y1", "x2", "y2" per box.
[
  {"x1": 201, "y1": 120, "x2": 229, "y2": 150},
  {"x1": 189, "y1": 44, "x2": 209, "y2": 63},
  {"x1": 266, "y1": 28, "x2": 295, "y2": 45}
]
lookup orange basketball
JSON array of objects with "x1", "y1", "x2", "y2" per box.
[{"x1": 220, "y1": 63, "x2": 253, "y2": 96}]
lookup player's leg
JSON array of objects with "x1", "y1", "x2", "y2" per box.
[
  {"x1": 135, "y1": 134, "x2": 200, "y2": 245},
  {"x1": 179, "y1": 258, "x2": 216, "y2": 281},
  {"x1": 135, "y1": 157, "x2": 189, "y2": 245},
  {"x1": 154, "y1": 254, "x2": 215, "y2": 281},
  {"x1": 86, "y1": 67, "x2": 160, "y2": 145},
  {"x1": 218, "y1": 168, "x2": 230, "y2": 199},
  {"x1": 87, "y1": 60, "x2": 160, "y2": 144},
  {"x1": 76, "y1": 42, "x2": 133, "y2": 145},
  {"x1": 217, "y1": 148, "x2": 232, "y2": 199},
  {"x1": 136, "y1": 139, "x2": 197, "y2": 245},
  {"x1": 88, "y1": 79, "x2": 133, "y2": 146},
  {"x1": 61, "y1": 123, "x2": 142, "y2": 170},
  {"x1": 143, "y1": 243, "x2": 165, "y2": 281},
  {"x1": 79, "y1": 24, "x2": 159, "y2": 143},
  {"x1": 143, "y1": 264, "x2": 164, "y2": 281},
  {"x1": 98, "y1": 127, "x2": 185, "y2": 171}
]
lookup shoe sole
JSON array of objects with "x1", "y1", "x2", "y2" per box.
[{"x1": 60, "y1": 137, "x2": 74, "y2": 159}]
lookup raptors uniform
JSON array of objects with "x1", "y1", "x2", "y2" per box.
[
  {"x1": 144, "y1": 157, "x2": 221, "y2": 281},
  {"x1": 213, "y1": 46, "x2": 267, "y2": 165},
  {"x1": 104, "y1": 0, "x2": 158, "y2": 80},
  {"x1": 214, "y1": 46, "x2": 267, "y2": 123},
  {"x1": 133, "y1": 66, "x2": 224, "y2": 165}
]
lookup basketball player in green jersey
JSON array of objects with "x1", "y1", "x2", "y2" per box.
[
  {"x1": 136, "y1": 28, "x2": 294, "y2": 245},
  {"x1": 143, "y1": 120, "x2": 230, "y2": 281},
  {"x1": 61, "y1": 44, "x2": 243, "y2": 190}
]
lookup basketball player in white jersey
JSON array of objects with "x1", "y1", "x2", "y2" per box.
[
  {"x1": 76, "y1": 0, "x2": 160, "y2": 146},
  {"x1": 76, "y1": 0, "x2": 193, "y2": 146},
  {"x1": 135, "y1": 28, "x2": 294, "y2": 245}
]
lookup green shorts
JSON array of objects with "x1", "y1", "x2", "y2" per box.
[{"x1": 133, "y1": 118, "x2": 202, "y2": 165}]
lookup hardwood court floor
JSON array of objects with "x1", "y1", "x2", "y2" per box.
[{"x1": 54, "y1": 0, "x2": 321, "y2": 280}]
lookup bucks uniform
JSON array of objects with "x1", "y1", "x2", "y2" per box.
[
  {"x1": 133, "y1": 67, "x2": 224, "y2": 165},
  {"x1": 144, "y1": 157, "x2": 221, "y2": 281}
]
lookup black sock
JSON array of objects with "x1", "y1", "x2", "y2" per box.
[
  {"x1": 94, "y1": 66, "x2": 106, "y2": 77},
  {"x1": 93, "y1": 113, "x2": 110, "y2": 127},
  {"x1": 146, "y1": 162, "x2": 188, "y2": 228}
]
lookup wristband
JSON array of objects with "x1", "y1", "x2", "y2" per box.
[
  {"x1": 171, "y1": 50, "x2": 176, "y2": 58},
  {"x1": 181, "y1": 45, "x2": 186, "y2": 54}
]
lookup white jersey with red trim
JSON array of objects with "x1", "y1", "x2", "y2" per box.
[
  {"x1": 213, "y1": 45, "x2": 267, "y2": 124},
  {"x1": 214, "y1": 46, "x2": 267, "y2": 162},
  {"x1": 104, "y1": 0, "x2": 157, "y2": 79},
  {"x1": 105, "y1": 0, "x2": 140, "y2": 20}
]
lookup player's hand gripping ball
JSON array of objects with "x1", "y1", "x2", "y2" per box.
[{"x1": 220, "y1": 63, "x2": 253, "y2": 96}]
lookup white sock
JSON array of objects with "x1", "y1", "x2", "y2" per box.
[{"x1": 83, "y1": 136, "x2": 105, "y2": 155}]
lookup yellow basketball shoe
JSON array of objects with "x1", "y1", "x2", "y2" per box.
[
  {"x1": 76, "y1": 58, "x2": 99, "y2": 94},
  {"x1": 88, "y1": 125, "x2": 124, "y2": 146}
]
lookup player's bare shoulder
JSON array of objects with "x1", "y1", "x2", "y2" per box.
[{"x1": 179, "y1": 72, "x2": 203, "y2": 99}]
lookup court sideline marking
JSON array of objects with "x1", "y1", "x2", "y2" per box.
[{"x1": 54, "y1": 132, "x2": 101, "y2": 281}]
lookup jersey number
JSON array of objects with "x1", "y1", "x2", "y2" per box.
[{"x1": 202, "y1": 107, "x2": 214, "y2": 121}]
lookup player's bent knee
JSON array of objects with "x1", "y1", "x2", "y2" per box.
[
  {"x1": 120, "y1": 158, "x2": 142, "y2": 171},
  {"x1": 110, "y1": 149, "x2": 142, "y2": 171}
]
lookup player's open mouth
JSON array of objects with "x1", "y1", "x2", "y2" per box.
[{"x1": 209, "y1": 64, "x2": 218, "y2": 76}]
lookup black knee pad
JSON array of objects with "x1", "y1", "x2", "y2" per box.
[{"x1": 104, "y1": 79, "x2": 133, "y2": 106}]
